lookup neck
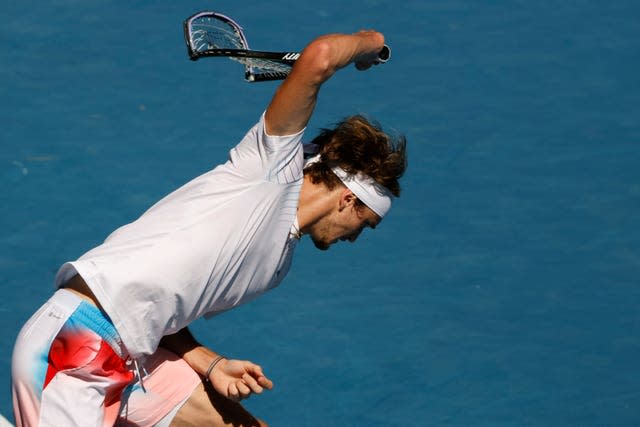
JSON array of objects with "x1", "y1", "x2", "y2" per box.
[{"x1": 296, "y1": 175, "x2": 339, "y2": 234}]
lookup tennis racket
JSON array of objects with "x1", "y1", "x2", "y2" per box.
[{"x1": 183, "y1": 11, "x2": 391, "y2": 82}]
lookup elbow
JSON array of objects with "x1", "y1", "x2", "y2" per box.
[{"x1": 299, "y1": 39, "x2": 335, "y2": 83}]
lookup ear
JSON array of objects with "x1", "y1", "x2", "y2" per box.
[{"x1": 338, "y1": 188, "x2": 357, "y2": 211}]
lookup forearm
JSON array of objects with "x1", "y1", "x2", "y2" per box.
[
  {"x1": 309, "y1": 31, "x2": 386, "y2": 81},
  {"x1": 161, "y1": 327, "x2": 274, "y2": 400},
  {"x1": 160, "y1": 327, "x2": 221, "y2": 377},
  {"x1": 265, "y1": 30, "x2": 385, "y2": 136}
]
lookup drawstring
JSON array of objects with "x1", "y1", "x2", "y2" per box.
[
  {"x1": 134, "y1": 359, "x2": 147, "y2": 392},
  {"x1": 127, "y1": 358, "x2": 148, "y2": 392}
]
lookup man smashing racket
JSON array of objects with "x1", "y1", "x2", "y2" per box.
[{"x1": 12, "y1": 19, "x2": 407, "y2": 427}]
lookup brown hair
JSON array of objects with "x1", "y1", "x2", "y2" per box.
[{"x1": 304, "y1": 115, "x2": 407, "y2": 198}]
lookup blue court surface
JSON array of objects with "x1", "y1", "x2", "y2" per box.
[{"x1": 1, "y1": 1, "x2": 639, "y2": 425}]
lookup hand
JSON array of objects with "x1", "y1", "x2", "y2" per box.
[
  {"x1": 208, "y1": 358, "x2": 274, "y2": 402},
  {"x1": 354, "y1": 30, "x2": 388, "y2": 70},
  {"x1": 355, "y1": 46, "x2": 391, "y2": 70}
]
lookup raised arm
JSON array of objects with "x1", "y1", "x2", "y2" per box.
[{"x1": 264, "y1": 31, "x2": 386, "y2": 136}]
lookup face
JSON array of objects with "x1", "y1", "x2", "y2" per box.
[{"x1": 308, "y1": 192, "x2": 381, "y2": 251}]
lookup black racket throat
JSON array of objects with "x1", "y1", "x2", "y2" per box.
[{"x1": 187, "y1": 48, "x2": 299, "y2": 65}]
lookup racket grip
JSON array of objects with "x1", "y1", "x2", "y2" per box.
[{"x1": 375, "y1": 45, "x2": 391, "y2": 63}]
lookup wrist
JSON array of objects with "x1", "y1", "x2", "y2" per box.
[{"x1": 204, "y1": 355, "x2": 226, "y2": 382}]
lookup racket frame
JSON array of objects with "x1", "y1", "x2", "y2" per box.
[{"x1": 183, "y1": 11, "x2": 390, "y2": 82}]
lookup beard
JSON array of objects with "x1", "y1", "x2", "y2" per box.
[{"x1": 310, "y1": 234, "x2": 330, "y2": 251}]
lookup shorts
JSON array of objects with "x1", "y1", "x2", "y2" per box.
[{"x1": 12, "y1": 289, "x2": 201, "y2": 427}]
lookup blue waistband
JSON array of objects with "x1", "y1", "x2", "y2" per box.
[{"x1": 65, "y1": 294, "x2": 125, "y2": 358}]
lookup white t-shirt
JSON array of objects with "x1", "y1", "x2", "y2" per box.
[{"x1": 55, "y1": 114, "x2": 305, "y2": 357}]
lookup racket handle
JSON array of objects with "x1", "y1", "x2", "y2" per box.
[{"x1": 376, "y1": 45, "x2": 391, "y2": 63}]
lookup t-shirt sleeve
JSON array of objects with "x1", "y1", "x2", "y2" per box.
[
  {"x1": 261, "y1": 112, "x2": 306, "y2": 153},
  {"x1": 227, "y1": 112, "x2": 306, "y2": 184}
]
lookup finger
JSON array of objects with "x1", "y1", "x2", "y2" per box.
[
  {"x1": 245, "y1": 364, "x2": 274, "y2": 389},
  {"x1": 242, "y1": 373, "x2": 264, "y2": 394},
  {"x1": 227, "y1": 382, "x2": 240, "y2": 402},
  {"x1": 355, "y1": 61, "x2": 372, "y2": 71},
  {"x1": 236, "y1": 380, "x2": 252, "y2": 399},
  {"x1": 245, "y1": 363, "x2": 267, "y2": 378},
  {"x1": 257, "y1": 375, "x2": 274, "y2": 390}
]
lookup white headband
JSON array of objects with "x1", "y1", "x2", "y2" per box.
[{"x1": 304, "y1": 152, "x2": 394, "y2": 218}]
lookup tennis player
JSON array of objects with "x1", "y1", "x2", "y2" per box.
[{"x1": 12, "y1": 29, "x2": 406, "y2": 426}]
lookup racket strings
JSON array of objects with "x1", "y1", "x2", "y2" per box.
[
  {"x1": 190, "y1": 21, "x2": 246, "y2": 51},
  {"x1": 241, "y1": 58, "x2": 292, "y2": 74},
  {"x1": 188, "y1": 15, "x2": 292, "y2": 77}
]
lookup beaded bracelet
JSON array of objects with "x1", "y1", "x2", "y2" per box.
[{"x1": 204, "y1": 355, "x2": 226, "y2": 382}]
